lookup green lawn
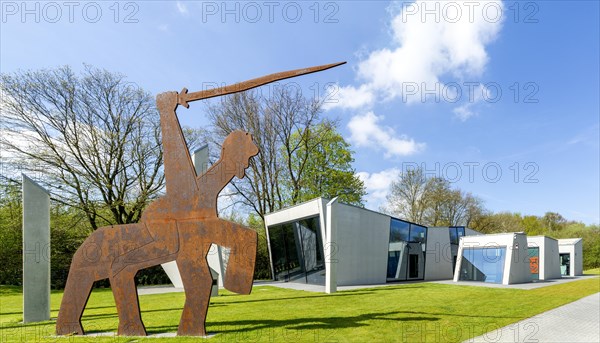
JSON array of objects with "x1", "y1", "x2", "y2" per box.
[{"x1": 1, "y1": 275, "x2": 598, "y2": 343}]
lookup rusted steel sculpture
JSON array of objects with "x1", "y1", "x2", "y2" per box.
[{"x1": 56, "y1": 61, "x2": 346, "y2": 336}]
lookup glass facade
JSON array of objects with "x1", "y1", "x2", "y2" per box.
[
  {"x1": 459, "y1": 247, "x2": 506, "y2": 283},
  {"x1": 267, "y1": 216, "x2": 325, "y2": 285},
  {"x1": 387, "y1": 218, "x2": 427, "y2": 281}
]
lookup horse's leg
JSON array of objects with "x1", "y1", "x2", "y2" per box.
[
  {"x1": 110, "y1": 268, "x2": 146, "y2": 336},
  {"x1": 56, "y1": 268, "x2": 95, "y2": 335},
  {"x1": 208, "y1": 219, "x2": 258, "y2": 295},
  {"x1": 176, "y1": 223, "x2": 212, "y2": 336}
]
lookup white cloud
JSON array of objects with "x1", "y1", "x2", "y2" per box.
[
  {"x1": 347, "y1": 111, "x2": 425, "y2": 158},
  {"x1": 356, "y1": 168, "x2": 400, "y2": 209},
  {"x1": 330, "y1": 0, "x2": 504, "y2": 111},
  {"x1": 176, "y1": 1, "x2": 188, "y2": 14},
  {"x1": 324, "y1": 84, "x2": 375, "y2": 110}
]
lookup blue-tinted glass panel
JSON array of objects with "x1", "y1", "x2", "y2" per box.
[
  {"x1": 390, "y1": 219, "x2": 409, "y2": 242},
  {"x1": 459, "y1": 247, "x2": 506, "y2": 284},
  {"x1": 409, "y1": 224, "x2": 427, "y2": 243},
  {"x1": 457, "y1": 227, "x2": 465, "y2": 237}
]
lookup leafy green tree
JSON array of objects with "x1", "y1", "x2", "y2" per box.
[
  {"x1": 0, "y1": 180, "x2": 22, "y2": 285},
  {"x1": 289, "y1": 123, "x2": 365, "y2": 206},
  {"x1": 471, "y1": 212, "x2": 524, "y2": 233},
  {"x1": 247, "y1": 214, "x2": 273, "y2": 280},
  {"x1": 522, "y1": 215, "x2": 545, "y2": 235},
  {"x1": 542, "y1": 212, "x2": 567, "y2": 231}
]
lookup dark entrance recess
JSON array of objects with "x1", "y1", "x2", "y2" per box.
[{"x1": 408, "y1": 254, "x2": 419, "y2": 278}]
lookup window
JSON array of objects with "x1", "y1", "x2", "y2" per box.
[
  {"x1": 390, "y1": 219, "x2": 409, "y2": 242},
  {"x1": 449, "y1": 228, "x2": 459, "y2": 245},
  {"x1": 387, "y1": 218, "x2": 428, "y2": 281},
  {"x1": 459, "y1": 247, "x2": 506, "y2": 284},
  {"x1": 409, "y1": 224, "x2": 427, "y2": 243},
  {"x1": 267, "y1": 216, "x2": 325, "y2": 285}
]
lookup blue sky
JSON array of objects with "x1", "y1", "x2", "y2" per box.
[{"x1": 1, "y1": 1, "x2": 598, "y2": 224}]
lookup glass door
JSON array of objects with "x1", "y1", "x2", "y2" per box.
[{"x1": 560, "y1": 253, "x2": 571, "y2": 276}]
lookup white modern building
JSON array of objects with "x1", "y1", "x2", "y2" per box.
[
  {"x1": 453, "y1": 232, "x2": 531, "y2": 285},
  {"x1": 264, "y1": 197, "x2": 478, "y2": 292},
  {"x1": 527, "y1": 236, "x2": 561, "y2": 280},
  {"x1": 558, "y1": 238, "x2": 583, "y2": 277},
  {"x1": 263, "y1": 197, "x2": 584, "y2": 290}
]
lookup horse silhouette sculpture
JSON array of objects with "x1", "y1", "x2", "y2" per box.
[{"x1": 56, "y1": 62, "x2": 345, "y2": 337}]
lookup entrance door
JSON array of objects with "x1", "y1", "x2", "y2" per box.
[
  {"x1": 408, "y1": 254, "x2": 419, "y2": 279},
  {"x1": 560, "y1": 253, "x2": 571, "y2": 276}
]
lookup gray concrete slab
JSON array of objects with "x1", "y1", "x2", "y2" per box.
[
  {"x1": 253, "y1": 280, "x2": 402, "y2": 292},
  {"x1": 137, "y1": 286, "x2": 184, "y2": 295},
  {"x1": 467, "y1": 292, "x2": 600, "y2": 343},
  {"x1": 21, "y1": 174, "x2": 51, "y2": 323},
  {"x1": 434, "y1": 274, "x2": 597, "y2": 290}
]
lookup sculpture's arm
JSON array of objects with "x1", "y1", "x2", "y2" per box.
[
  {"x1": 177, "y1": 62, "x2": 346, "y2": 108},
  {"x1": 156, "y1": 92, "x2": 198, "y2": 199}
]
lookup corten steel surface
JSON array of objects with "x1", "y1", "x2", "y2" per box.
[{"x1": 56, "y1": 62, "x2": 346, "y2": 337}]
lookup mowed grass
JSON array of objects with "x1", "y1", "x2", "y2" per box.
[{"x1": 1, "y1": 274, "x2": 598, "y2": 343}]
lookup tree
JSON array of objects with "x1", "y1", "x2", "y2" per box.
[
  {"x1": 471, "y1": 212, "x2": 524, "y2": 233},
  {"x1": 424, "y1": 186, "x2": 484, "y2": 227},
  {"x1": 1, "y1": 65, "x2": 165, "y2": 229},
  {"x1": 383, "y1": 168, "x2": 431, "y2": 223},
  {"x1": 522, "y1": 215, "x2": 545, "y2": 235},
  {"x1": 288, "y1": 122, "x2": 365, "y2": 206},
  {"x1": 383, "y1": 167, "x2": 484, "y2": 226},
  {"x1": 543, "y1": 212, "x2": 567, "y2": 231},
  {"x1": 206, "y1": 86, "x2": 365, "y2": 218},
  {"x1": 0, "y1": 179, "x2": 22, "y2": 285}
]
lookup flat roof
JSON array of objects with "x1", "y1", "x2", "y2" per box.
[
  {"x1": 558, "y1": 238, "x2": 583, "y2": 245},
  {"x1": 263, "y1": 197, "x2": 327, "y2": 217},
  {"x1": 528, "y1": 235, "x2": 559, "y2": 242},
  {"x1": 264, "y1": 196, "x2": 420, "y2": 225},
  {"x1": 461, "y1": 231, "x2": 526, "y2": 238}
]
